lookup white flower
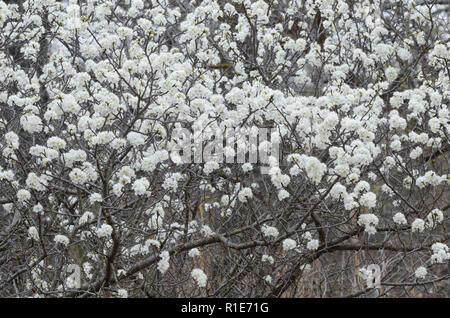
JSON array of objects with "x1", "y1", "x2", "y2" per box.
[
  {"x1": 79, "y1": 211, "x2": 95, "y2": 225},
  {"x1": 390, "y1": 139, "x2": 402, "y2": 151},
  {"x1": 269, "y1": 167, "x2": 290, "y2": 189},
  {"x1": 203, "y1": 161, "x2": 219, "y2": 175},
  {"x1": 262, "y1": 254, "x2": 274, "y2": 264},
  {"x1": 26, "y1": 172, "x2": 48, "y2": 191},
  {"x1": 289, "y1": 155, "x2": 327, "y2": 185},
  {"x1": 191, "y1": 268, "x2": 207, "y2": 287},
  {"x1": 410, "y1": 147, "x2": 423, "y2": 160},
  {"x1": 28, "y1": 227, "x2": 39, "y2": 241},
  {"x1": 282, "y1": 238, "x2": 297, "y2": 251},
  {"x1": 306, "y1": 239, "x2": 319, "y2": 251},
  {"x1": 365, "y1": 226, "x2": 377, "y2": 236},
  {"x1": 32, "y1": 203, "x2": 43, "y2": 214},
  {"x1": 397, "y1": 47, "x2": 411, "y2": 61},
  {"x1": 389, "y1": 111, "x2": 407, "y2": 130},
  {"x1": 200, "y1": 225, "x2": 214, "y2": 237},
  {"x1": 83, "y1": 262, "x2": 93, "y2": 279},
  {"x1": 5, "y1": 132, "x2": 19, "y2": 149},
  {"x1": 426, "y1": 209, "x2": 444, "y2": 226},
  {"x1": 261, "y1": 224, "x2": 279, "y2": 238},
  {"x1": 224, "y1": 3, "x2": 236, "y2": 15},
  {"x1": 414, "y1": 266, "x2": 427, "y2": 279},
  {"x1": 63, "y1": 149, "x2": 87, "y2": 167},
  {"x1": 96, "y1": 223, "x2": 113, "y2": 238},
  {"x1": 54, "y1": 234, "x2": 70, "y2": 246},
  {"x1": 264, "y1": 275, "x2": 272, "y2": 284},
  {"x1": 385, "y1": 67, "x2": 398, "y2": 83},
  {"x1": 17, "y1": 189, "x2": 31, "y2": 202},
  {"x1": 188, "y1": 248, "x2": 200, "y2": 258},
  {"x1": 428, "y1": 118, "x2": 441, "y2": 133},
  {"x1": 162, "y1": 172, "x2": 182, "y2": 192},
  {"x1": 91, "y1": 131, "x2": 114, "y2": 145},
  {"x1": 118, "y1": 166, "x2": 135, "y2": 184},
  {"x1": 278, "y1": 189, "x2": 290, "y2": 200},
  {"x1": 89, "y1": 193, "x2": 103, "y2": 204},
  {"x1": 416, "y1": 171, "x2": 444, "y2": 189},
  {"x1": 127, "y1": 132, "x2": 146, "y2": 146},
  {"x1": 430, "y1": 243, "x2": 449, "y2": 264},
  {"x1": 411, "y1": 218, "x2": 425, "y2": 233},
  {"x1": 220, "y1": 195, "x2": 230, "y2": 206},
  {"x1": 112, "y1": 183, "x2": 123, "y2": 196},
  {"x1": 393, "y1": 212, "x2": 407, "y2": 225},
  {"x1": 131, "y1": 0, "x2": 144, "y2": 10},
  {"x1": 20, "y1": 114, "x2": 43, "y2": 133},
  {"x1": 242, "y1": 163, "x2": 253, "y2": 172},
  {"x1": 330, "y1": 183, "x2": 347, "y2": 199},
  {"x1": 358, "y1": 213, "x2": 379, "y2": 227},
  {"x1": 374, "y1": 43, "x2": 393, "y2": 62},
  {"x1": 157, "y1": 251, "x2": 170, "y2": 274},
  {"x1": 238, "y1": 187, "x2": 253, "y2": 202},
  {"x1": 60, "y1": 94, "x2": 81, "y2": 114},
  {"x1": 69, "y1": 168, "x2": 88, "y2": 185},
  {"x1": 111, "y1": 138, "x2": 127, "y2": 150},
  {"x1": 431, "y1": 242, "x2": 449, "y2": 254},
  {"x1": 302, "y1": 231, "x2": 312, "y2": 240},
  {"x1": 359, "y1": 192, "x2": 377, "y2": 208},
  {"x1": 117, "y1": 289, "x2": 128, "y2": 298},
  {"x1": 358, "y1": 213, "x2": 379, "y2": 235},
  {"x1": 132, "y1": 177, "x2": 150, "y2": 196},
  {"x1": 47, "y1": 136, "x2": 66, "y2": 150}
]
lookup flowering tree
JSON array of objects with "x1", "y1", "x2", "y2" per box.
[{"x1": 0, "y1": 0, "x2": 449, "y2": 298}]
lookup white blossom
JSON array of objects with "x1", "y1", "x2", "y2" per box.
[
  {"x1": 393, "y1": 212, "x2": 407, "y2": 225},
  {"x1": 117, "y1": 289, "x2": 128, "y2": 298},
  {"x1": 261, "y1": 224, "x2": 279, "y2": 238},
  {"x1": 306, "y1": 239, "x2": 319, "y2": 251},
  {"x1": 157, "y1": 251, "x2": 170, "y2": 274},
  {"x1": 191, "y1": 268, "x2": 207, "y2": 288},
  {"x1": 96, "y1": 224, "x2": 113, "y2": 238},
  {"x1": 411, "y1": 218, "x2": 425, "y2": 233},
  {"x1": 414, "y1": 267, "x2": 427, "y2": 279},
  {"x1": 282, "y1": 238, "x2": 297, "y2": 251},
  {"x1": 54, "y1": 234, "x2": 70, "y2": 247},
  {"x1": 28, "y1": 227, "x2": 39, "y2": 241},
  {"x1": 188, "y1": 248, "x2": 200, "y2": 258},
  {"x1": 17, "y1": 189, "x2": 31, "y2": 202}
]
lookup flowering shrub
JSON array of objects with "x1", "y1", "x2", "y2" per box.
[{"x1": 0, "y1": 0, "x2": 449, "y2": 297}]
